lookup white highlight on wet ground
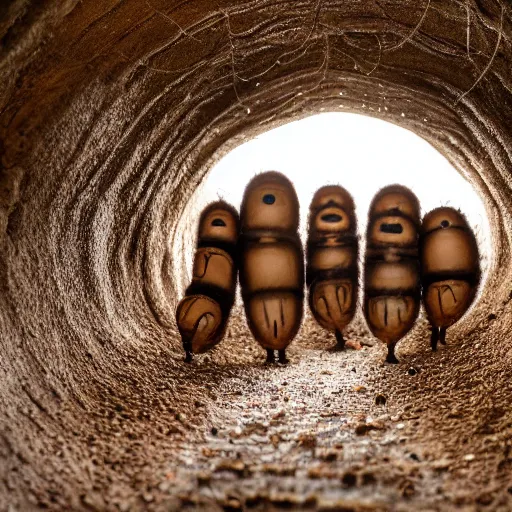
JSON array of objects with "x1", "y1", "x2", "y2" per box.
[{"x1": 176, "y1": 113, "x2": 490, "y2": 292}]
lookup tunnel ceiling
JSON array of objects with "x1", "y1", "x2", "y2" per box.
[{"x1": 1, "y1": 0, "x2": 512, "y2": 510}]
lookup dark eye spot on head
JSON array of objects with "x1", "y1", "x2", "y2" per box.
[
  {"x1": 211, "y1": 218, "x2": 226, "y2": 227},
  {"x1": 263, "y1": 194, "x2": 275, "y2": 205},
  {"x1": 440, "y1": 220, "x2": 449, "y2": 228},
  {"x1": 380, "y1": 223, "x2": 403, "y2": 234},
  {"x1": 321, "y1": 213, "x2": 342, "y2": 223}
]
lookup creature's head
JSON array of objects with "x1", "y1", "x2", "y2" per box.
[
  {"x1": 198, "y1": 200, "x2": 239, "y2": 244},
  {"x1": 308, "y1": 185, "x2": 356, "y2": 235},
  {"x1": 367, "y1": 185, "x2": 420, "y2": 247},
  {"x1": 240, "y1": 171, "x2": 299, "y2": 232},
  {"x1": 421, "y1": 207, "x2": 468, "y2": 235}
]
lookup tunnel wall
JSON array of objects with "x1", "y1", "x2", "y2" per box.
[{"x1": 0, "y1": 0, "x2": 511, "y2": 509}]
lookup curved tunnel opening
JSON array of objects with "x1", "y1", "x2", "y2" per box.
[
  {"x1": 1, "y1": 1, "x2": 511, "y2": 510},
  {"x1": 173, "y1": 111, "x2": 494, "y2": 374},
  {"x1": 175, "y1": 112, "x2": 492, "y2": 297}
]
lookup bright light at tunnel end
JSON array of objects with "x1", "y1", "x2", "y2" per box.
[{"x1": 177, "y1": 113, "x2": 490, "y2": 289}]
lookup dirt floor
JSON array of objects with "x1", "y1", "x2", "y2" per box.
[
  {"x1": 32, "y1": 304, "x2": 505, "y2": 512},
  {"x1": 152, "y1": 310, "x2": 512, "y2": 512}
]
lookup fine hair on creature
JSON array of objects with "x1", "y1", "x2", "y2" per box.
[
  {"x1": 238, "y1": 171, "x2": 304, "y2": 364},
  {"x1": 306, "y1": 185, "x2": 359, "y2": 351},
  {"x1": 175, "y1": 200, "x2": 240, "y2": 362},
  {"x1": 420, "y1": 207, "x2": 480, "y2": 351},
  {"x1": 176, "y1": 177, "x2": 481, "y2": 365},
  {"x1": 363, "y1": 185, "x2": 422, "y2": 364}
]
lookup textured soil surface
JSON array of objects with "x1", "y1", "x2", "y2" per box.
[
  {"x1": 4, "y1": 306, "x2": 512, "y2": 511},
  {"x1": 1, "y1": 0, "x2": 512, "y2": 510},
  {"x1": 126, "y1": 310, "x2": 512, "y2": 512}
]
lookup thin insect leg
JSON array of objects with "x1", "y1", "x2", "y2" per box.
[
  {"x1": 278, "y1": 349, "x2": 289, "y2": 364},
  {"x1": 430, "y1": 326, "x2": 439, "y2": 351},
  {"x1": 183, "y1": 341, "x2": 193, "y2": 363},
  {"x1": 333, "y1": 329, "x2": 346, "y2": 351},
  {"x1": 265, "y1": 349, "x2": 276, "y2": 364},
  {"x1": 386, "y1": 343, "x2": 399, "y2": 364},
  {"x1": 439, "y1": 327, "x2": 447, "y2": 345}
]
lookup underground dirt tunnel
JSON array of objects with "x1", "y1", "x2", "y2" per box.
[{"x1": 1, "y1": 0, "x2": 511, "y2": 510}]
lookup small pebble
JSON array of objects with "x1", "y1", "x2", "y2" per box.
[
  {"x1": 158, "y1": 481, "x2": 171, "y2": 492},
  {"x1": 142, "y1": 493, "x2": 154, "y2": 503},
  {"x1": 355, "y1": 421, "x2": 385, "y2": 435},
  {"x1": 224, "y1": 497, "x2": 242, "y2": 510},
  {"x1": 272, "y1": 410, "x2": 285, "y2": 420},
  {"x1": 270, "y1": 433, "x2": 281, "y2": 447},
  {"x1": 433, "y1": 458, "x2": 451, "y2": 470}
]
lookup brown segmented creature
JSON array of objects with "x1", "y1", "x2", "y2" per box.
[
  {"x1": 306, "y1": 185, "x2": 359, "y2": 350},
  {"x1": 175, "y1": 201, "x2": 239, "y2": 362},
  {"x1": 363, "y1": 185, "x2": 421, "y2": 363},
  {"x1": 239, "y1": 171, "x2": 304, "y2": 364},
  {"x1": 420, "y1": 207, "x2": 480, "y2": 350}
]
